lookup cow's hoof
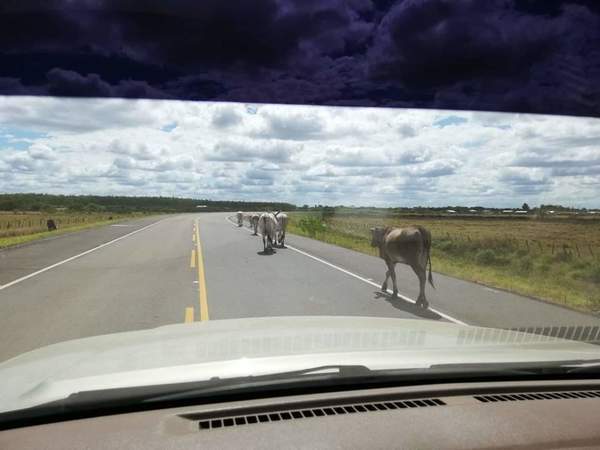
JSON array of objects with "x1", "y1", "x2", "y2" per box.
[
  {"x1": 381, "y1": 284, "x2": 387, "y2": 292},
  {"x1": 392, "y1": 290, "x2": 398, "y2": 298},
  {"x1": 417, "y1": 300, "x2": 429, "y2": 310}
]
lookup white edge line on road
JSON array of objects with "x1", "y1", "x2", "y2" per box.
[
  {"x1": 0, "y1": 218, "x2": 169, "y2": 291},
  {"x1": 226, "y1": 216, "x2": 468, "y2": 326}
]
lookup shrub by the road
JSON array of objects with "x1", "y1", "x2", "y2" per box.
[{"x1": 298, "y1": 215, "x2": 327, "y2": 237}]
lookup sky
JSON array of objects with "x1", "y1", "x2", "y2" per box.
[
  {"x1": 1, "y1": 1, "x2": 599, "y2": 117},
  {"x1": 1, "y1": 96, "x2": 599, "y2": 208}
]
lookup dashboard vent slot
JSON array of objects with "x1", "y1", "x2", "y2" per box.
[
  {"x1": 474, "y1": 390, "x2": 600, "y2": 403},
  {"x1": 197, "y1": 398, "x2": 445, "y2": 431}
]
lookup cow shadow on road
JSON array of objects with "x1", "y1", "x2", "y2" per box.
[
  {"x1": 257, "y1": 250, "x2": 277, "y2": 256},
  {"x1": 373, "y1": 291, "x2": 442, "y2": 321}
]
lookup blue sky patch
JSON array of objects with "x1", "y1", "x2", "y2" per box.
[
  {"x1": 433, "y1": 115, "x2": 468, "y2": 128},
  {"x1": 0, "y1": 127, "x2": 47, "y2": 150},
  {"x1": 161, "y1": 122, "x2": 177, "y2": 132}
]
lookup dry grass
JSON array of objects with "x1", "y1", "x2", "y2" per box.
[
  {"x1": 0, "y1": 212, "x2": 141, "y2": 248},
  {"x1": 289, "y1": 212, "x2": 600, "y2": 314}
]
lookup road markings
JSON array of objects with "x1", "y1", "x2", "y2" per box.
[
  {"x1": 225, "y1": 215, "x2": 467, "y2": 326},
  {"x1": 0, "y1": 218, "x2": 168, "y2": 291},
  {"x1": 195, "y1": 219, "x2": 210, "y2": 321},
  {"x1": 185, "y1": 307, "x2": 195, "y2": 323},
  {"x1": 190, "y1": 249, "x2": 196, "y2": 268}
]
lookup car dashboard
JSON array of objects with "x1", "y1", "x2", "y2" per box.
[{"x1": 2, "y1": 378, "x2": 600, "y2": 449}]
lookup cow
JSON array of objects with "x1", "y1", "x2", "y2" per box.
[
  {"x1": 274, "y1": 212, "x2": 288, "y2": 247},
  {"x1": 250, "y1": 213, "x2": 260, "y2": 235},
  {"x1": 236, "y1": 211, "x2": 243, "y2": 227},
  {"x1": 258, "y1": 212, "x2": 278, "y2": 253},
  {"x1": 370, "y1": 226, "x2": 434, "y2": 309}
]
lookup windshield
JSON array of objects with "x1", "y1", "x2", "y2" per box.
[{"x1": 1, "y1": 95, "x2": 600, "y2": 418}]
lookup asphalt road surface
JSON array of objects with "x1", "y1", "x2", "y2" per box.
[{"x1": 0, "y1": 212, "x2": 598, "y2": 362}]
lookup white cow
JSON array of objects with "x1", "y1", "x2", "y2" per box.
[
  {"x1": 242, "y1": 212, "x2": 252, "y2": 227},
  {"x1": 236, "y1": 211, "x2": 243, "y2": 227},
  {"x1": 258, "y1": 212, "x2": 277, "y2": 253},
  {"x1": 274, "y1": 212, "x2": 288, "y2": 247},
  {"x1": 250, "y1": 213, "x2": 260, "y2": 235}
]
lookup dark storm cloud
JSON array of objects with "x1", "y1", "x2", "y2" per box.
[
  {"x1": 204, "y1": 140, "x2": 299, "y2": 162},
  {"x1": 1, "y1": 1, "x2": 599, "y2": 116},
  {"x1": 512, "y1": 155, "x2": 600, "y2": 168},
  {"x1": 211, "y1": 107, "x2": 242, "y2": 128},
  {"x1": 258, "y1": 112, "x2": 324, "y2": 140},
  {"x1": 499, "y1": 169, "x2": 552, "y2": 194}
]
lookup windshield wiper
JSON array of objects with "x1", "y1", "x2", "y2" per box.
[{"x1": 147, "y1": 364, "x2": 374, "y2": 402}]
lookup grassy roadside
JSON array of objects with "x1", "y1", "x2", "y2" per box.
[
  {"x1": 0, "y1": 216, "x2": 143, "y2": 249},
  {"x1": 288, "y1": 213, "x2": 600, "y2": 315}
]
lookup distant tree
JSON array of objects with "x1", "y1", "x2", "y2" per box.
[
  {"x1": 521, "y1": 202, "x2": 530, "y2": 211},
  {"x1": 322, "y1": 206, "x2": 335, "y2": 219}
]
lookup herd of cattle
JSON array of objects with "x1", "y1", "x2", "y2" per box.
[
  {"x1": 234, "y1": 211, "x2": 434, "y2": 310},
  {"x1": 236, "y1": 211, "x2": 289, "y2": 253}
]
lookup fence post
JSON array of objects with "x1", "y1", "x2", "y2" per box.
[
  {"x1": 537, "y1": 241, "x2": 543, "y2": 252},
  {"x1": 525, "y1": 239, "x2": 529, "y2": 252},
  {"x1": 589, "y1": 245, "x2": 595, "y2": 257},
  {"x1": 575, "y1": 244, "x2": 581, "y2": 257},
  {"x1": 551, "y1": 242, "x2": 555, "y2": 255}
]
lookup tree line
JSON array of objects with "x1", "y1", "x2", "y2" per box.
[{"x1": 0, "y1": 194, "x2": 296, "y2": 213}]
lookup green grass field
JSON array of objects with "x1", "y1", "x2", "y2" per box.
[
  {"x1": 288, "y1": 212, "x2": 600, "y2": 314},
  {"x1": 0, "y1": 212, "x2": 142, "y2": 249}
]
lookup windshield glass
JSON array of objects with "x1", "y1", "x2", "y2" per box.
[{"x1": 1, "y1": 96, "x2": 599, "y2": 416}]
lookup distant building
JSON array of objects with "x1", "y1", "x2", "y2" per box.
[
  {"x1": 446, "y1": 209, "x2": 456, "y2": 214},
  {"x1": 502, "y1": 209, "x2": 513, "y2": 213},
  {"x1": 196, "y1": 205, "x2": 207, "y2": 208},
  {"x1": 469, "y1": 209, "x2": 478, "y2": 213},
  {"x1": 514, "y1": 210, "x2": 528, "y2": 214}
]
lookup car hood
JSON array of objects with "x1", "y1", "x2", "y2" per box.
[{"x1": 1, "y1": 316, "x2": 599, "y2": 413}]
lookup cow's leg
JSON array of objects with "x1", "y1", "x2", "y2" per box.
[
  {"x1": 382, "y1": 260, "x2": 394, "y2": 293},
  {"x1": 381, "y1": 267, "x2": 390, "y2": 292},
  {"x1": 389, "y1": 263, "x2": 399, "y2": 297},
  {"x1": 281, "y1": 230, "x2": 285, "y2": 247},
  {"x1": 412, "y1": 264, "x2": 429, "y2": 309}
]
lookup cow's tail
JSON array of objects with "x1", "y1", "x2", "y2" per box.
[
  {"x1": 416, "y1": 226, "x2": 435, "y2": 289},
  {"x1": 427, "y1": 251, "x2": 435, "y2": 289}
]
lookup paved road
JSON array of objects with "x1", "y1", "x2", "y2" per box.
[{"x1": 0, "y1": 212, "x2": 598, "y2": 362}]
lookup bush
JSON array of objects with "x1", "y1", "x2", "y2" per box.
[
  {"x1": 475, "y1": 249, "x2": 497, "y2": 265},
  {"x1": 514, "y1": 256, "x2": 533, "y2": 275},
  {"x1": 553, "y1": 251, "x2": 573, "y2": 263},
  {"x1": 298, "y1": 215, "x2": 327, "y2": 237},
  {"x1": 573, "y1": 261, "x2": 600, "y2": 283}
]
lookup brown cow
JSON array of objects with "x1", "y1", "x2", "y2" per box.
[{"x1": 370, "y1": 226, "x2": 434, "y2": 309}]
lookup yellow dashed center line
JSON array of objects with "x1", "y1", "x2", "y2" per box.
[
  {"x1": 195, "y1": 219, "x2": 209, "y2": 321},
  {"x1": 190, "y1": 249, "x2": 196, "y2": 268},
  {"x1": 184, "y1": 306, "x2": 194, "y2": 323}
]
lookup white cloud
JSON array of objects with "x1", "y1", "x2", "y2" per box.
[{"x1": 0, "y1": 96, "x2": 599, "y2": 207}]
